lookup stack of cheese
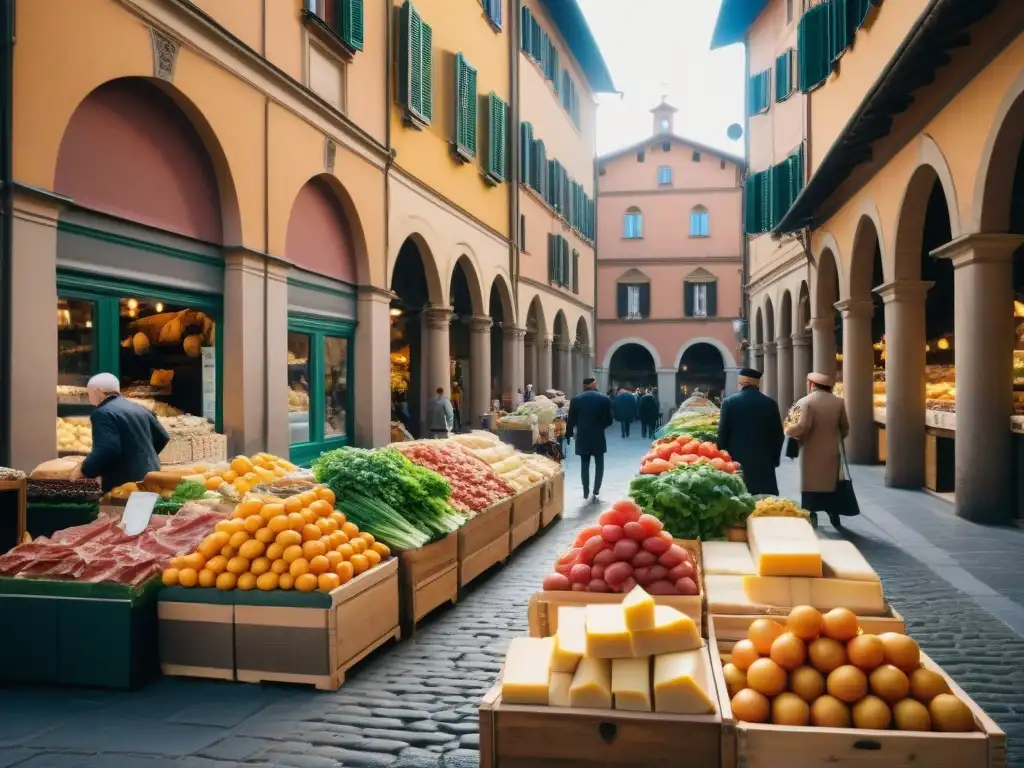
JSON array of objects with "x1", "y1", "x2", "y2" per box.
[
  {"x1": 500, "y1": 586, "x2": 716, "y2": 715},
  {"x1": 703, "y1": 517, "x2": 886, "y2": 615}
]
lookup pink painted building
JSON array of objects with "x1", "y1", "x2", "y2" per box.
[{"x1": 595, "y1": 101, "x2": 745, "y2": 413}]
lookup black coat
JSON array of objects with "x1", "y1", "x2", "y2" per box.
[
  {"x1": 81, "y1": 395, "x2": 171, "y2": 492},
  {"x1": 717, "y1": 386, "x2": 785, "y2": 496},
  {"x1": 612, "y1": 392, "x2": 638, "y2": 423},
  {"x1": 638, "y1": 394, "x2": 659, "y2": 423},
  {"x1": 566, "y1": 390, "x2": 613, "y2": 457}
]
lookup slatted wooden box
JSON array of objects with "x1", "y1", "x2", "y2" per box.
[
  {"x1": 158, "y1": 591, "x2": 235, "y2": 682},
  {"x1": 458, "y1": 497, "x2": 512, "y2": 589},
  {"x1": 510, "y1": 486, "x2": 542, "y2": 552},
  {"x1": 397, "y1": 531, "x2": 458, "y2": 636},
  {"x1": 708, "y1": 615, "x2": 1006, "y2": 768},
  {"x1": 541, "y1": 471, "x2": 565, "y2": 527}
]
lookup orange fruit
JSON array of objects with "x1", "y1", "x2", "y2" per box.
[
  {"x1": 197, "y1": 536, "x2": 222, "y2": 560},
  {"x1": 335, "y1": 561, "x2": 354, "y2": 583},
  {"x1": 289, "y1": 558, "x2": 310, "y2": 577},
  {"x1": 371, "y1": 542, "x2": 391, "y2": 558},
  {"x1": 282, "y1": 544, "x2": 304, "y2": 563},
  {"x1": 261, "y1": 502, "x2": 286, "y2": 520},
  {"x1": 265, "y1": 542, "x2": 285, "y2": 561},
  {"x1": 197, "y1": 568, "x2": 216, "y2": 588},
  {"x1": 213, "y1": 519, "x2": 235, "y2": 534},
  {"x1": 295, "y1": 573, "x2": 318, "y2": 593},
  {"x1": 327, "y1": 532, "x2": 345, "y2": 550},
  {"x1": 309, "y1": 555, "x2": 330, "y2": 575},
  {"x1": 237, "y1": 498, "x2": 264, "y2": 517},
  {"x1": 363, "y1": 549, "x2": 382, "y2": 567},
  {"x1": 183, "y1": 552, "x2": 207, "y2": 571},
  {"x1": 220, "y1": 545, "x2": 237, "y2": 559},
  {"x1": 284, "y1": 496, "x2": 303, "y2": 515},
  {"x1": 302, "y1": 539, "x2": 327, "y2": 560},
  {"x1": 341, "y1": 522, "x2": 360, "y2": 539},
  {"x1": 162, "y1": 568, "x2": 180, "y2": 587},
  {"x1": 178, "y1": 567, "x2": 199, "y2": 587},
  {"x1": 250, "y1": 556, "x2": 271, "y2": 576},
  {"x1": 338, "y1": 543, "x2": 355, "y2": 560},
  {"x1": 350, "y1": 554, "x2": 369, "y2": 575},
  {"x1": 287, "y1": 512, "x2": 306, "y2": 530},
  {"x1": 170, "y1": 556, "x2": 186, "y2": 570},
  {"x1": 271, "y1": 558, "x2": 290, "y2": 575},
  {"x1": 237, "y1": 572, "x2": 257, "y2": 591},
  {"x1": 329, "y1": 511, "x2": 347, "y2": 527},
  {"x1": 216, "y1": 571, "x2": 237, "y2": 590},
  {"x1": 243, "y1": 515, "x2": 264, "y2": 534},
  {"x1": 278, "y1": 572, "x2": 295, "y2": 590},
  {"x1": 276, "y1": 529, "x2": 302, "y2": 548},
  {"x1": 268, "y1": 515, "x2": 291, "y2": 534},
  {"x1": 205, "y1": 476, "x2": 223, "y2": 491},
  {"x1": 350, "y1": 537, "x2": 366, "y2": 555},
  {"x1": 244, "y1": 471, "x2": 259, "y2": 484},
  {"x1": 315, "y1": 517, "x2": 335, "y2": 536},
  {"x1": 227, "y1": 556, "x2": 250, "y2": 575},
  {"x1": 221, "y1": 469, "x2": 238, "y2": 484},
  {"x1": 316, "y1": 486, "x2": 336, "y2": 505},
  {"x1": 309, "y1": 499, "x2": 332, "y2": 517},
  {"x1": 228, "y1": 530, "x2": 251, "y2": 549},
  {"x1": 206, "y1": 555, "x2": 228, "y2": 574},
  {"x1": 256, "y1": 571, "x2": 279, "y2": 590},
  {"x1": 232, "y1": 479, "x2": 250, "y2": 495},
  {"x1": 360, "y1": 532, "x2": 376, "y2": 547},
  {"x1": 298, "y1": 490, "x2": 318, "y2": 507},
  {"x1": 318, "y1": 572, "x2": 341, "y2": 591},
  {"x1": 302, "y1": 524, "x2": 322, "y2": 542},
  {"x1": 255, "y1": 526, "x2": 276, "y2": 544},
  {"x1": 231, "y1": 456, "x2": 254, "y2": 475},
  {"x1": 239, "y1": 539, "x2": 266, "y2": 560},
  {"x1": 325, "y1": 551, "x2": 343, "y2": 569},
  {"x1": 301, "y1": 508, "x2": 317, "y2": 524}
]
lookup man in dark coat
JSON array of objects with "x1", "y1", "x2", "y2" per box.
[
  {"x1": 71, "y1": 372, "x2": 170, "y2": 492},
  {"x1": 717, "y1": 368, "x2": 785, "y2": 496},
  {"x1": 613, "y1": 388, "x2": 638, "y2": 438},
  {"x1": 638, "y1": 388, "x2": 659, "y2": 439},
  {"x1": 565, "y1": 377, "x2": 613, "y2": 500}
]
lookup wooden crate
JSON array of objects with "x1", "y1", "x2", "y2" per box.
[
  {"x1": 512, "y1": 485, "x2": 543, "y2": 527},
  {"x1": 708, "y1": 609, "x2": 905, "y2": 645},
  {"x1": 479, "y1": 660, "x2": 724, "y2": 768},
  {"x1": 398, "y1": 532, "x2": 458, "y2": 636},
  {"x1": 541, "y1": 472, "x2": 565, "y2": 527},
  {"x1": 458, "y1": 497, "x2": 512, "y2": 588},
  {"x1": 159, "y1": 599, "x2": 235, "y2": 682},
  {"x1": 708, "y1": 615, "x2": 1006, "y2": 768},
  {"x1": 234, "y1": 558, "x2": 400, "y2": 691},
  {"x1": 510, "y1": 512, "x2": 540, "y2": 551}
]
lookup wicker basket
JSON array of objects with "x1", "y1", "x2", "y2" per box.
[{"x1": 158, "y1": 438, "x2": 193, "y2": 466}]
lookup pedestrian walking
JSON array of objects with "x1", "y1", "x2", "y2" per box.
[
  {"x1": 450, "y1": 385, "x2": 462, "y2": 432},
  {"x1": 613, "y1": 387, "x2": 638, "y2": 438},
  {"x1": 785, "y1": 372, "x2": 856, "y2": 530},
  {"x1": 638, "y1": 387, "x2": 659, "y2": 439},
  {"x1": 524, "y1": 384, "x2": 534, "y2": 402},
  {"x1": 426, "y1": 387, "x2": 454, "y2": 437},
  {"x1": 565, "y1": 377, "x2": 613, "y2": 500},
  {"x1": 716, "y1": 368, "x2": 785, "y2": 495}
]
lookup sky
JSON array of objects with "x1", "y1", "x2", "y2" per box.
[{"x1": 576, "y1": 0, "x2": 746, "y2": 157}]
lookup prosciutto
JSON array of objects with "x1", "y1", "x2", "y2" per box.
[{"x1": 0, "y1": 503, "x2": 225, "y2": 586}]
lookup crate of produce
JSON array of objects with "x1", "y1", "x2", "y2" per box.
[
  {"x1": 398, "y1": 532, "x2": 458, "y2": 636},
  {"x1": 708, "y1": 612, "x2": 1006, "y2": 768},
  {"x1": 233, "y1": 557, "x2": 400, "y2": 691},
  {"x1": 512, "y1": 484, "x2": 543, "y2": 527},
  {"x1": 0, "y1": 577, "x2": 160, "y2": 689},
  {"x1": 158, "y1": 588, "x2": 235, "y2": 681},
  {"x1": 510, "y1": 510, "x2": 540, "y2": 552},
  {"x1": 529, "y1": 588, "x2": 703, "y2": 640},
  {"x1": 541, "y1": 471, "x2": 565, "y2": 527},
  {"x1": 458, "y1": 497, "x2": 512, "y2": 589}
]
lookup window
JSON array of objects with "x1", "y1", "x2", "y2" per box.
[
  {"x1": 560, "y1": 71, "x2": 580, "y2": 127},
  {"x1": 748, "y1": 68, "x2": 771, "y2": 115},
  {"x1": 398, "y1": 1, "x2": 433, "y2": 127},
  {"x1": 692, "y1": 151, "x2": 701, "y2": 162},
  {"x1": 797, "y1": 0, "x2": 873, "y2": 93},
  {"x1": 744, "y1": 145, "x2": 805, "y2": 234},
  {"x1": 662, "y1": 142, "x2": 671, "y2": 152},
  {"x1": 657, "y1": 166, "x2": 672, "y2": 185},
  {"x1": 775, "y1": 49, "x2": 796, "y2": 102},
  {"x1": 530, "y1": 138, "x2": 547, "y2": 197},
  {"x1": 453, "y1": 53, "x2": 477, "y2": 159},
  {"x1": 659, "y1": 118, "x2": 670, "y2": 132},
  {"x1": 623, "y1": 208, "x2": 643, "y2": 239},
  {"x1": 288, "y1": 315, "x2": 355, "y2": 464},
  {"x1": 637, "y1": 151, "x2": 646, "y2": 163},
  {"x1": 689, "y1": 206, "x2": 709, "y2": 237},
  {"x1": 548, "y1": 235, "x2": 569, "y2": 286},
  {"x1": 617, "y1": 283, "x2": 650, "y2": 320},
  {"x1": 684, "y1": 281, "x2": 717, "y2": 318},
  {"x1": 486, "y1": 92, "x2": 508, "y2": 182},
  {"x1": 304, "y1": 0, "x2": 364, "y2": 53},
  {"x1": 745, "y1": 169, "x2": 770, "y2": 234},
  {"x1": 544, "y1": 37, "x2": 559, "y2": 84},
  {"x1": 572, "y1": 250, "x2": 579, "y2": 294},
  {"x1": 481, "y1": 0, "x2": 501, "y2": 29},
  {"x1": 520, "y1": 121, "x2": 533, "y2": 185},
  {"x1": 720, "y1": 159, "x2": 727, "y2": 170}
]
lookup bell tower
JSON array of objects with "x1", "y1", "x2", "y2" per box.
[{"x1": 651, "y1": 96, "x2": 677, "y2": 136}]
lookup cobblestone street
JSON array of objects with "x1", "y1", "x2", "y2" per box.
[{"x1": 3, "y1": 434, "x2": 1024, "y2": 767}]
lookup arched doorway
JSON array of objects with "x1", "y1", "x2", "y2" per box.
[
  {"x1": 778, "y1": 290, "x2": 794, "y2": 415},
  {"x1": 677, "y1": 343, "x2": 726, "y2": 402},
  {"x1": 609, "y1": 343, "x2": 656, "y2": 391},
  {"x1": 449, "y1": 257, "x2": 482, "y2": 430},
  {"x1": 813, "y1": 247, "x2": 841, "y2": 379},
  {"x1": 489, "y1": 278, "x2": 514, "y2": 407},
  {"x1": 754, "y1": 308, "x2": 765, "y2": 372},
  {"x1": 551, "y1": 311, "x2": 571, "y2": 395},
  {"x1": 794, "y1": 281, "x2": 813, "y2": 394},
  {"x1": 524, "y1": 297, "x2": 548, "y2": 393},
  {"x1": 763, "y1": 297, "x2": 777, "y2": 400},
  {"x1": 573, "y1": 316, "x2": 592, "y2": 394}
]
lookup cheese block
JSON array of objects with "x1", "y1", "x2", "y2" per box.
[
  {"x1": 653, "y1": 650, "x2": 717, "y2": 715},
  {"x1": 501, "y1": 637, "x2": 554, "y2": 705},
  {"x1": 630, "y1": 605, "x2": 702, "y2": 657},
  {"x1": 807, "y1": 577, "x2": 885, "y2": 613},
  {"x1": 819, "y1": 539, "x2": 880, "y2": 582},
  {"x1": 585, "y1": 604, "x2": 633, "y2": 659},
  {"x1": 569, "y1": 656, "x2": 612, "y2": 709},
  {"x1": 701, "y1": 541, "x2": 755, "y2": 576},
  {"x1": 747, "y1": 516, "x2": 819, "y2": 542},
  {"x1": 747, "y1": 517, "x2": 822, "y2": 577},
  {"x1": 622, "y1": 585, "x2": 655, "y2": 631},
  {"x1": 705, "y1": 574, "x2": 886, "y2": 616},
  {"x1": 552, "y1": 607, "x2": 587, "y2": 673},
  {"x1": 612, "y1": 657, "x2": 652, "y2": 712},
  {"x1": 548, "y1": 671, "x2": 573, "y2": 707}
]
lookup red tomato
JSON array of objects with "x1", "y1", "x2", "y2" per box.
[
  {"x1": 573, "y1": 526, "x2": 603, "y2": 548},
  {"x1": 698, "y1": 442, "x2": 717, "y2": 458},
  {"x1": 710, "y1": 457, "x2": 727, "y2": 471},
  {"x1": 719, "y1": 450, "x2": 732, "y2": 462}
]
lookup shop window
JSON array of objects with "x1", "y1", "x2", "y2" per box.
[
  {"x1": 57, "y1": 298, "x2": 96, "y2": 398},
  {"x1": 288, "y1": 315, "x2": 355, "y2": 465}
]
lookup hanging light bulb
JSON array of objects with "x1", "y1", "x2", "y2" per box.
[
  {"x1": 127, "y1": 298, "x2": 138, "y2": 311},
  {"x1": 937, "y1": 337, "x2": 950, "y2": 350},
  {"x1": 925, "y1": 343, "x2": 931, "y2": 353},
  {"x1": 155, "y1": 302, "x2": 164, "y2": 313}
]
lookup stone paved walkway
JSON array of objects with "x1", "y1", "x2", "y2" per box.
[{"x1": 2, "y1": 434, "x2": 1024, "y2": 767}]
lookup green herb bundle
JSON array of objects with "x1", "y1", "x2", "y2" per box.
[{"x1": 628, "y1": 464, "x2": 755, "y2": 540}]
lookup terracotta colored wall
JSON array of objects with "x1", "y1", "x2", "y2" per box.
[
  {"x1": 599, "y1": 143, "x2": 738, "y2": 194},
  {"x1": 596, "y1": 262, "x2": 743, "y2": 321},
  {"x1": 285, "y1": 178, "x2": 357, "y2": 283},
  {"x1": 55, "y1": 79, "x2": 223, "y2": 244},
  {"x1": 388, "y1": 0, "x2": 511, "y2": 237}
]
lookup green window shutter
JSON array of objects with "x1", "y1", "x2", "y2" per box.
[
  {"x1": 759, "y1": 170, "x2": 771, "y2": 233},
  {"x1": 827, "y1": 0, "x2": 851, "y2": 64},
  {"x1": 684, "y1": 281, "x2": 694, "y2": 316},
  {"x1": 519, "y1": 122, "x2": 532, "y2": 185},
  {"x1": 534, "y1": 139, "x2": 547, "y2": 197},
  {"x1": 748, "y1": 70, "x2": 771, "y2": 115},
  {"x1": 420, "y1": 19, "x2": 433, "y2": 122},
  {"x1": 572, "y1": 250, "x2": 579, "y2": 294},
  {"x1": 744, "y1": 176, "x2": 756, "y2": 234},
  {"x1": 454, "y1": 53, "x2": 477, "y2": 156},
  {"x1": 562, "y1": 239, "x2": 569, "y2": 286},
  {"x1": 520, "y1": 6, "x2": 531, "y2": 52},
  {"x1": 487, "y1": 93, "x2": 507, "y2": 181},
  {"x1": 547, "y1": 234, "x2": 555, "y2": 282},
  {"x1": 798, "y1": 3, "x2": 831, "y2": 92},
  {"x1": 337, "y1": 0, "x2": 364, "y2": 52},
  {"x1": 706, "y1": 282, "x2": 718, "y2": 317},
  {"x1": 399, "y1": 2, "x2": 419, "y2": 117},
  {"x1": 775, "y1": 49, "x2": 794, "y2": 102}
]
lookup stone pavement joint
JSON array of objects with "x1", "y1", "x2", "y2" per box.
[{"x1": 3, "y1": 432, "x2": 1024, "y2": 766}]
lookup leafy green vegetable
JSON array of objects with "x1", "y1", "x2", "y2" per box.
[
  {"x1": 628, "y1": 464, "x2": 754, "y2": 540},
  {"x1": 335, "y1": 491, "x2": 431, "y2": 550},
  {"x1": 152, "y1": 480, "x2": 209, "y2": 515}
]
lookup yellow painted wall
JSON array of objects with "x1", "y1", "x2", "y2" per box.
[
  {"x1": 189, "y1": 0, "x2": 264, "y2": 53},
  {"x1": 389, "y1": 0, "x2": 511, "y2": 237}
]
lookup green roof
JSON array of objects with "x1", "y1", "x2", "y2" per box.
[
  {"x1": 539, "y1": 0, "x2": 616, "y2": 93},
  {"x1": 710, "y1": 0, "x2": 770, "y2": 49}
]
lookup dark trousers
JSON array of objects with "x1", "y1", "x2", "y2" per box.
[
  {"x1": 640, "y1": 419, "x2": 655, "y2": 438},
  {"x1": 620, "y1": 420, "x2": 631, "y2": 438},
  {"x1": 581, "y1": 453, "x2": 604, "y2": 496}
]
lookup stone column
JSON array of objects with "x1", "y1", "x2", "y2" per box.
[
  {"x1": 835, "y1": 298, "x2": 875, "y2": 464},
  {"x1": 537, "y1": 336, "x2": 553, "y2": 392},
  {"x1": 224, "y1": 250, "x2": 269, "y2": 457},
  {"x1": 524, "y1": 337, "x2": 537, "y2": 390},
  {"x1": 810, "y1": 316, "x2": 837, "y2": 379},
  {"x1": 264, "y1": 259, "x2": 290, "y2": 456},
  {"x1": 570, "y1": 349, "x2": 581, "y2": 395},
  {"x1": 657, "y1": 368, "x2": 678, "y2": 418},
  {"x1": 724, "y1": 366, "x2": 740, "y2": 397},
  {"x1": 753, "y1": 344, "x2": 764, "y2": 374},
  {"x1": 595, "y1": 366, "x2": 609, "y2": 393},
  {"x1": 469, "y1": 315, "x2": 492, "y2": 427},
  {"x1": 554, "y1": 340, "x2": 571, "y2": 394},
  {"x1": 776, "y1": 336, "x2": 794, "y2": 417},
  {"x1": 355, "y1": 286, "x2": 396, "y2": 448},
  {"x1": 935, "y1": 234, "x2": 1024, "y2": 523},
  {"x1": 792, "y1": 333, "x2": 812, "y2": 402},
  {"x1": 875, "y1": 280, "x2": 931, "y2": 488},
  {"x1": 503, "y1": 326, "x2": 525, "y2": 404},
  {"x1": 583, "y1": 348, "x2": 595, "y2": 382},
  {"x1": 424, "y1": 305, "x2": 452, "y2": 432},
  {"x1": 762, "y1": 341, "x2": 778, "y2": 401}
]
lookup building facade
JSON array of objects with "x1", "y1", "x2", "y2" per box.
[
  {"x1": 713, "y1": 0, "x2": 1024, "y2": 524},
  {"x1": 3, "y1": 0, "x2": 612, "y2": 471},
  {"x1": 594, "y1": 102, "x2": 744, "y2": 413}
]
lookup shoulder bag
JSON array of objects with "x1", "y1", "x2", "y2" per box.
[{"x1": 832, "y1": 433, "x2": 861, "y2": 517}]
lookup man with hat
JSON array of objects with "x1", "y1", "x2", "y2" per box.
[
  {"x1": 716, "y1": 367, "x2": 785, "y2": 495},
  {"x1": 785, "y1": 371, "x2": 852, "y2": 529}
]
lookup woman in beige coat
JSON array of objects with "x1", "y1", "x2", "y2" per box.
[{"x1": 785, "y1": 372, "x2": 852, "y2": 529}]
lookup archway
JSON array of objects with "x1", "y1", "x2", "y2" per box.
[
  {"x1": 814, "y1": 247, "x2": 841, "y2": 379},
  {"x1": 489, "y1": 277, "x2": 515, "y2": 406},
  {"x1": 552, "y1": 311, "x2": 571, "y2": 395},
  {"x1": 794, "y1": 280, "x2": 813, "y2": 397},
  {"x1": 754, "y1": 308, "x2": 765, "y2": 373},
  {"x1": 572, "y1": 316, "x2": 592, "y2": 394},
  {"x1": 763, "y1": 297, "x2": 777, "y2": 400},
  {"x1": 778, "y1": 290, "x2": 795, "y2": 414},
  {"x1": 285, "y1": 176, "x2": 357, "y2": 283},
  {"x1": 677, "y1": 343, "x2": 726, "y2": 402},
  {"x1": 390, "y1": 237, "x2": 438, "y2": 435},
  {"x1": 524, "y1": 296, "x2": 548, "y2": 393},
  {"x1": 609, "y1": 343, "x2": 656, "y2": 391},
  {"x1": 449, "y1": 257, "x2": 482, "y2": 428}
]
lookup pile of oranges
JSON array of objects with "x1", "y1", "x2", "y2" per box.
[
  {"x1": 197, "y1": 454, "x2": 298, "y2": 497},
  {"x1": 162, "y1": 484, "x2": 391, "y2": 592}
]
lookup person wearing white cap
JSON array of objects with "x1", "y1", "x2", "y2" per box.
[
  {"x1": 69, "y1": 373, "x2": 170, "y2": 491},
  {"x1": 785, "y1": 371, "x2": 853, "y2": 529},
  {"x1": 717, "y1": 367, "x2": 785, "y2": 495}
]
